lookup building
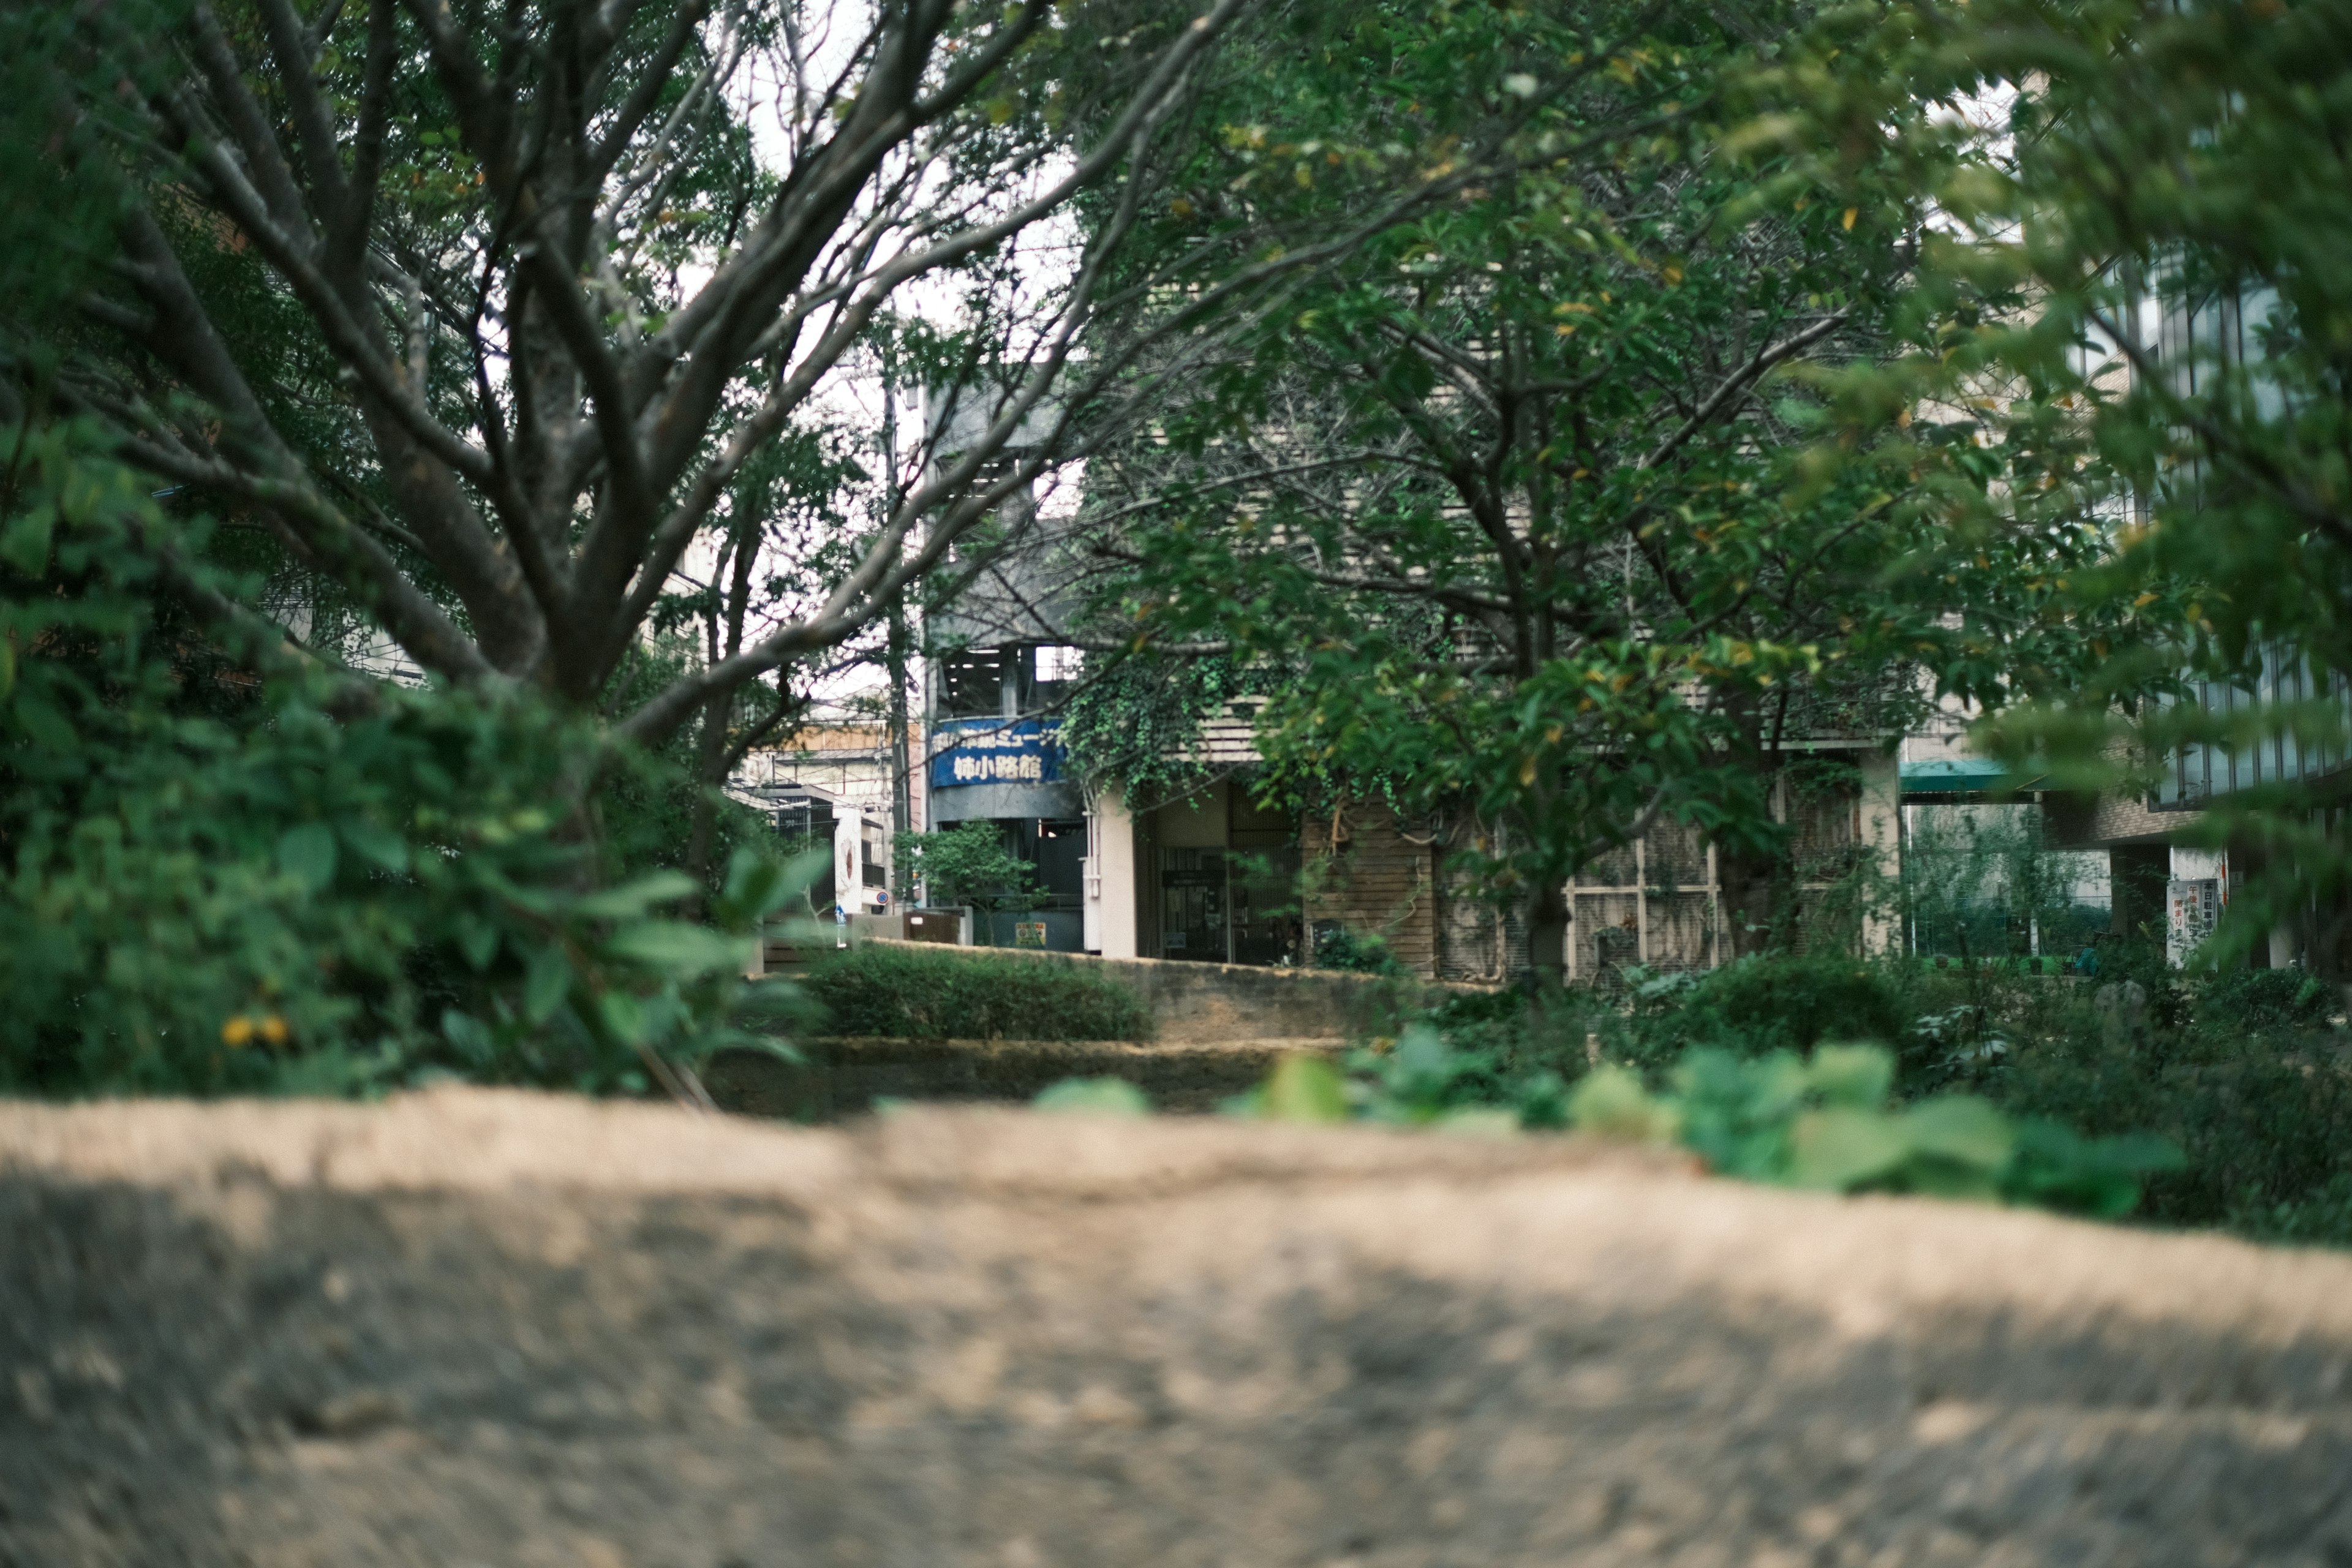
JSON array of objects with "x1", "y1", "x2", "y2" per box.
[
  {"x1": 907, "y1": 402, "x2": 1910, "y2": 981},
  {"x1": 730, "y1": 715, "x2": 907, "y2": 919}
]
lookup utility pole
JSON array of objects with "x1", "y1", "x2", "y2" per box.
[{"x1": 881, "y1": 344, "x2": 915, "y2": 904}]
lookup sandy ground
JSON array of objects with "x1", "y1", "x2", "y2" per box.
[{"x1": 3, "y1": 1087, "x2": 2350, "y2": 1566}]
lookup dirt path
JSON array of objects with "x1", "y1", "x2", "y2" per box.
[{"x1": 3, "y1": 1089, "x2": 2349, "y2": 1566}]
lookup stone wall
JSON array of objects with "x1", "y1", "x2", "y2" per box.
[{"x1": 4, "y1": 1091, "x2": 2352, "y2": 1566}]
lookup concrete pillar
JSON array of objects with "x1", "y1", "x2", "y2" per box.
[
  {"x1": 1089, "y1": 793, "x2": 1140, "y2": 959},
  {"x1": 1858, "y1": 752, "x2": 1902, "y2": 956}
]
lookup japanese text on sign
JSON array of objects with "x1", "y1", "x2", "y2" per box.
[{"x1": 929, "y1": 718, "x2": 1065, "y2": 790}]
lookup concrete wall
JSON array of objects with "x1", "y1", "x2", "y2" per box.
[{"x1": 5, "y1": 1091, "x2": 2351, "y2": 1566}]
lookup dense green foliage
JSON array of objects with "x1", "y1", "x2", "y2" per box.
[
  {"x1": 1060, "y1": 654, "x2": 1284, "y2": 813},
  {"x1": 1023, "y1": 935, "x2": 2343, "y2": 1234},
  {"x1": 1763, "y1": 0, "x2": 2352, "y2": 956},
  {"x1": 1213, "y1": 1023, "x2": 2180, "y2": 1218},
  {"x1": 896, "y1": 823, "x2": 1039, "y2": 918},
  {"x1": 1308, "y1": 954, "x2": 2352, "y2": 1242},
  {"x1": 1068, "y1": 0, "x2": 2117, "y2": 974},
  {"x1": 801, "y1": 945, "x2": 1152, "y2": 1042},
  {"x1": 0, "y1": 426, "x2": 806, "y2": 1096}
]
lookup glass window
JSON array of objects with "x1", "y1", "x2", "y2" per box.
[
  {"x1": 939, "y1": 648, "x2": 1005, "y2": 717},
  {"x1": 1017, "y1": 644, "x2": 1083, "y2": 715}
]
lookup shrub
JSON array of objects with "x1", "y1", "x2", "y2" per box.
[
  {"x1": 1689, "y1": 956, "x2": 1912, "y2": 1052},
  {"x1": 0, "y1": 424, "x2": 809, "y2": 1099},
  {"x1": 2229, "y1": 1174, "x2": 2352, "y2": 1249},
  {"x1": 1995, "y1": 1028, "x2": 2352, "y2": 1230},
  {"x1": 1314, "y1": 925, "x2": 1403, "y2": 974},
  {"x1": 1227, "y1": 1030, "x2": 2180, "y2": 1219},
  {"x1": 895, "y1": 823, "x2": 1038, "y2": 920},
  {"x1": 800, "y1": 945, "x2": 1152, "y2": 1041},
  {"x1": 2194, "y1": 968, "x2": 2335, "y2": 1035}
]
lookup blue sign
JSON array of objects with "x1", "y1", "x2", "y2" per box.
[{"x1": 930, "y1": 717, "x2": 1066, "y2": 789}]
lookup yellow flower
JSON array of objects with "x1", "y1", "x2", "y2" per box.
[
  {"x1": 221, "y1": 1016, "x2": 254, "y2": 1047},
  {"x1": 258, "y1": 1014, "x2": 290, "y2": 1047}
]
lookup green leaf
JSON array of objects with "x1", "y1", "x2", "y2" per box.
[
  {"x1": 598, "y1": 989, "x2": 646, "y2": 1045},
  {"x1": 1898, "y1": 1095, "x2": 2014, "y2": 1172},
  {"x1": 1806, "y1": 1044, "x2": 1894, "y2": 1109},
  {"x1": 603, "y1": 920, "x2": 747, "y2": 977},
  {"x1": 338, "y1": 818, "x2": 409, "y2": 874},
  {"x1": 1, "y1": 505, "x2": 54, "y2": 574},
  {"x1": 1567, "y1": 1064, "x2": 1676, "y2": 1141},
  {"x1": 568, "y1": 870, "x2": 698, "y2": 921},
  {"x1": 1033, "y1": 1076, "x2": 1152, "y2": 1116},
  {"x1": 522, "y1": 945, "x2": 571, "y2": 1025},
  {"x1": 1785, "y1": 1107, "x2": 1910, "y2": 1191},
  {"x1": 453, "y1": 914, "x2": 500, "y2": 971},
  {"x1": 12, "y1": 692, "x2": 73, "y2": 750},
  {"x1": 276, "y1": 823, "x2": 339, "y2": 892},
  {"x1": 1261, "y1": 1053, "x2": 1349, "y2": 1123},
  {"x1": 441, "y1": 1008, "x2": 493, "y2": 1065}
]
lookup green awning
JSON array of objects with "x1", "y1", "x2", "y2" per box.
[{"x1": 1900, "y1": 758, "x2": 2038, "y2": 795}]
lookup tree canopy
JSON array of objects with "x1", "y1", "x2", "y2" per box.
[{"x1": 1061, "y1": 0, "x2": 2119, "y2": 978}]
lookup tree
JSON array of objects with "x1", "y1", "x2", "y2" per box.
[
  {"x1": 1066, "y1": 0, "x2": 2109, "y2": 982},
  {"x1": 8, "y1": 0, "x2": 1254, "y2": 755},
  {"x1": 0, "y1": 0, "x2": 1314, "y2": 1093},
  {"x1": 1774, "y1": 0, "x2": 2352, "y2": 962},
  {"x1": 897, "y1": 821, "x2": 1036, "y2": 929}
]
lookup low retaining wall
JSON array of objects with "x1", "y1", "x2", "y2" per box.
[
  {"x1": 703, "y1": 1035, "x2": 1323, "y2": 1118},
  {"x1": 861, "y1": 939, "x2": 1498, "y2": 1042},
  {"x1": 4, "y1": 1090, "x2": 2351, "y2": 1565}
]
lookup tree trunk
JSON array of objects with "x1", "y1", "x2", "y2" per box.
[
  {"x1": 1528, "y1": 878, "x2": 1570, "y2": 993},
  {"x1": 682, "y1": 688, "x2": 733, "y2": 897},
  {"x1": 684, "y1": 520, "x2": 761, "y2": 905}
]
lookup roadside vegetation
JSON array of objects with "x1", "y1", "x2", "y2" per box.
[
  {"x1": 1163, "y1": 953, "x2": 2351, "y2": 1245},
  {"x1": 792, "y1": 944, "x2": 1152, "y2": 1044}
]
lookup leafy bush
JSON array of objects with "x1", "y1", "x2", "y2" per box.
[
  {"x1": 800, "y1": 945, "x2": 1152, "y2": 1041},
  {"x1": 1563, "y1": 1044, "x2": 2179, "y2": 1216},
  {"x1": 2228, "y1": 1174, "x2": 2352, "y2": 1250},
  {"x1": 2195, "y1": 968, "x2": 2335, "y2": 1035},
  {"x1": 1685, "y1": 956, "x2": 1912, "y2": 1054},
  {"x1": 1226, "y1": 1028, "x2": 2179, "y2": 1219},
  {"x1": 0, "y1": 423, "x2": 806, "y2": 1098},
  {"x1": 1994, "y1": 1028, "x2": 2352, "y2": 1231},
  {"x1": 895, "y1": 822, "x2": 1038, "y2": 918},
  {"x1": 1314, "y1": 925, "x2": 1403, "y2": 975}
]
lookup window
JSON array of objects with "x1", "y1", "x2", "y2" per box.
[
  {"x1": 938, "y1": 648, "x2": 1005, "y2": 718},
  {"x1": 1019, "y1": 644, "x2": 1083, "y2": 714}
]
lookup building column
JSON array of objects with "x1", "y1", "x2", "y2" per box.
[
  {"x1": 1858, "y1": 752, "x2": 1902, "y2": 956},
  {"x1": 1089, "y1": 793, "x2": 1140, "y2": 959}
]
